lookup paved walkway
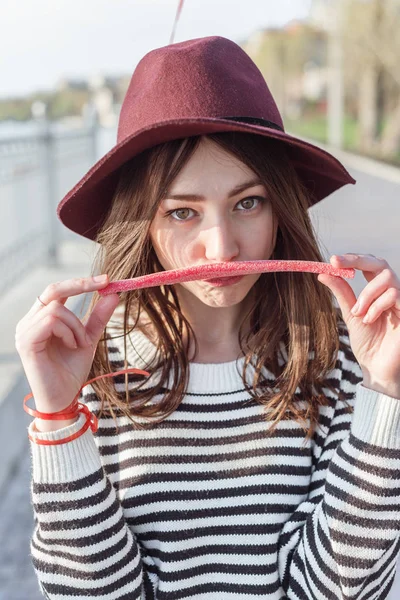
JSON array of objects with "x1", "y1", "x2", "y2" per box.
[
  {"x1": 1, "y1": 142, "x2": 400, "y2": 598},
  {"x1": 0, "y1": 450, "x2": 41, "y2": 600},
  {"x1": 0, "y1": 238, "x2": 94, "y2": 599}
]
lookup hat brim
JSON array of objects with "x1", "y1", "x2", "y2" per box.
[{"x1": 57, "y1": 117, "x2": 356, "y2": 241}]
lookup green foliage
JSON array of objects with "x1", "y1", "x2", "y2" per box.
[
  {"x1": 285, "y1": 115, "x2": 328, "y2": 143},
  {"x1": 0, "y1": 99, "x2": 32, "y2": 121},
  {"x1": 286, "y1": 113, "x2": 358, "y2": 147},
  {"x1": 286, "y1": 112, "x2": 400, "y2": 167},
  {"x1": 48, "y1": 90, "x2": 89, "y2": 120},
  {"x1": 0, "y1": 89, "x2": 89, "y2": 121}
]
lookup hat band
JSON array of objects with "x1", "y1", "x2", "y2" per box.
[{"x1": 223, "y1": 116, "x2": 284, "y2": 132}]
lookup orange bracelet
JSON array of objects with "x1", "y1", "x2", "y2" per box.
[{"x1": 24, "y1": 368, "x2": 150, "y2": 445}]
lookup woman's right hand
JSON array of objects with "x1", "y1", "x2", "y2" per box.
[{"x1": 15, "y1": 275, "x2": 120, "y2": 424}]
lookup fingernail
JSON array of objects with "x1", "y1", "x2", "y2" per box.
[
  {"x1": 93, "y1": 274, "x2": 107, "y2": 282},
  {"x1": 351, "y1": 301, "x2": 360, "y2": 315}
]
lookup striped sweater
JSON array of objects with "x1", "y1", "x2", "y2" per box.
[{"x1": 28, "y1": 322, "x2": 400, "y2": 600}]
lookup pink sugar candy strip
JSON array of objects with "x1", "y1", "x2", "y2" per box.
[{"x1": 99, "y1": 260, "x2": 355, "y2": 296}]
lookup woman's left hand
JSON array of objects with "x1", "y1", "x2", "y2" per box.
[{"x1": 317, "y1": 253, "x2": 400, "y2": 398}]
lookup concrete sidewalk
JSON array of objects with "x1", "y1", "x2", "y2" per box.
[{"x1": 0, "y1": 238, "x2": 98, "y2": 493}]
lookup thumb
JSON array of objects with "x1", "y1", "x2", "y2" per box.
[
  {"x1": 317, "y1": 274, "x2": 357, "y2": 324},
  {"x1": 84, "y1": 293, "x2": 121, "y2": 345}
]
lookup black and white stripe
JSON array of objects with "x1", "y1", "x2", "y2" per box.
[{"x1": 28, "y1": 325, "x2": 400, "y2": 599}]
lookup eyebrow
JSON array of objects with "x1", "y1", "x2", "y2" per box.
[{"x1": 164, "y1": 178, "x2": 265, "y2": 202}]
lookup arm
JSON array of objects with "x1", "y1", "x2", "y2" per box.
[
  {"x1": 278, "y1": 333, "x2": 400, "y2": 599},
  {"x1": 28, "y1": 397, "x2": 159, "y2": 600}
]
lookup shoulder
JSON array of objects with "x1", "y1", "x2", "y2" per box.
[
  {"x1": 315, "y1": 314, "x2": 362, "y2": 417},
  {"x1": 310, "y1": 319, "x2": 362, "y2": 449}
]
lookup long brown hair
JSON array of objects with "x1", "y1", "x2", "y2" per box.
[{"x1": 80, "y1": 131, "x2": 351, "y2": 441}]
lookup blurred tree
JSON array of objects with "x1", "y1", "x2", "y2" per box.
[
  {"x1": 245, "y1": 0, "x2": 400, "y2": 161},
  {"x1": 48, "y1": 89, "x2": 90, "y2": 120},
  {"x1": 344, "y1": 0, "x2": 400, "y2": 157},
  {"x1": 243, "y1": 23, "x2": 327, "y2": 120}
]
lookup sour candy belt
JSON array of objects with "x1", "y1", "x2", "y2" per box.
[{"x1": 99, "y1": 260, "x2": 355, "y2": 296}]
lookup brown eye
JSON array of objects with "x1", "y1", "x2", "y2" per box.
[
  {"x1": 176, "y1": 208, "x2": 190, "y2": 220},
  {"x1": 167, "y1": 207, "x2": 194, "y2": 221},
  {"x1": 165, "y1": 196, "x2": 266, "y2": 222},
  {"x1": 241, "y1": 198, "x2": 256, "y2": 209},
  {"x1": 237, "y1": 197, "x2": 264, "y2": 211}
]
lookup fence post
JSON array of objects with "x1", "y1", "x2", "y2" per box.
[
  {"x1": 83, "y1": 101, "x2": 99, "y2": 164},
  {"x1": 42, "y1": 111, "x2": 59, "y2": 267}
]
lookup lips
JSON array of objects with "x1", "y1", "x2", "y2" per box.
[{"x1": 204, "y1": 276, "x2": 244, "y2": 286}]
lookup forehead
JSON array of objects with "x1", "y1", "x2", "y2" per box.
[{"x1": 168, "y1": 138, "x2": 260, "y2": 191}]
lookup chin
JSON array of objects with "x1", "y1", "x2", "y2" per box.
[
  {"x1": 201, "y1": 285, "x2": 253, "y2": 306},
  {"x1": 199, "y1": 297, "x2": 245, "y2": 309}
]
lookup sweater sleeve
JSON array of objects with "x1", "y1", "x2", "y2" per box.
[
  {"x1": 278, "y1": 334, "x2": 400, "y2": 599},
  {"x1": 28, "y1": 401, "x2": 159, "y2": 600}
]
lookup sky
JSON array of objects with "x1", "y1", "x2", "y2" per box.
[{"x1": 1, "y1": 0, "x2": 313, "y2": 99}]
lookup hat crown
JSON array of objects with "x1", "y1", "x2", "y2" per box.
[{"x1": 117, "y1": 36, "x2": 283, "y2": 142}]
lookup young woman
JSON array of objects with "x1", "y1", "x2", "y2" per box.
[{"x1": 16, "y1": 36, "x2": 400, "y2": 600}]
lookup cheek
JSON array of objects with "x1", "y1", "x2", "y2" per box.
[
  {"x1": 242, "y1": 215, "x2": 275, "y2": 249},
  {"x1": 150, "y1": 225, "x2": 193, "y2": 269},
  {"x1": 149, "y1": 223, "x2": 168, "y2": 267}
]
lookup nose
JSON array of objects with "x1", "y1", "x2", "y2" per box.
[{"x1": 202, "y1": 221, "x2": 239, "y2": 263}]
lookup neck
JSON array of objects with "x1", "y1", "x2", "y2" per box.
[
  {"x1": 132, "y1": 289, "x2": 255, "y2": 363},
  {"x1": 176, "y1": 287, "x2": 255, "y2": 362}
]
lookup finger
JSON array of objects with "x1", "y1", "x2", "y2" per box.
[
  {"x1": 36, "y1": 302, "x2": 92, "y2": 348},
  {"x1": 331, "y1": 254, "x2": 395, "y2": 284},
  {"x1": 51, "y1": 318, "x2": 79, "y2": 350},
  {"x1": 317, "y1": 273, "x2": 356, "y2": 322},
  {"x1": 18, "y1": 301, "x2": 92, "y2": 349},
  {"x1": 21, "y1": 314, "x2": 78, "y2": 352},
  {"x1": 350, "y1": 268, "x2": 397, "y2": 316},
  {"x1": 27, "y1": 275, "x2": 110, "y2": 318},
  {"x1": 362, "y1": 288, "x2": 400, "y2": 324},
  {"x1": 84, "y1": 293, "x2": 121, "y2": 345}
]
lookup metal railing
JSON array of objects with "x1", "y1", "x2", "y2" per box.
[{"x1": 0, "y1": 112, "x2": 102, "y2": 298}]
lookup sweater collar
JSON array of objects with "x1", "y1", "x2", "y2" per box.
[{"x1": 107, "y1": 321, "x2": 259, "y2": 395}]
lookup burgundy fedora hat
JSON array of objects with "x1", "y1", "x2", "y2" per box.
[{"x1": 57, "y1": 35, "x2": 356, "y2": 241}]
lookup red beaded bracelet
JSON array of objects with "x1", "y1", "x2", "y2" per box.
[{"x1": 24, "y1": 368, "x2": 150, "y2": 446}]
